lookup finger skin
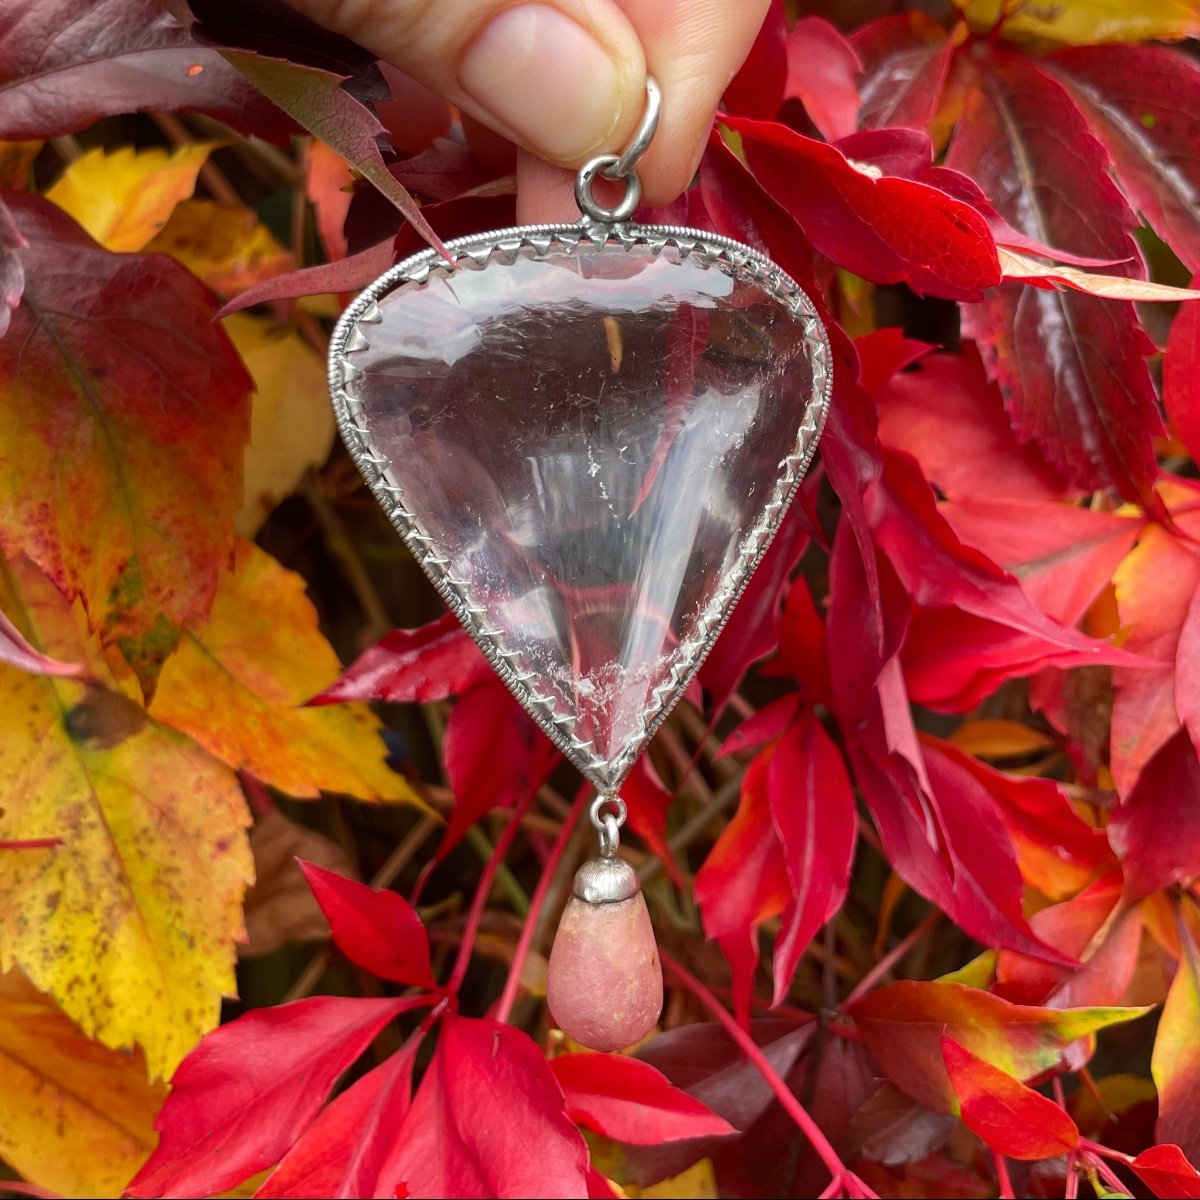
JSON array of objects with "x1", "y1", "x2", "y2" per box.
[
  {"x1": 286, "y1": 0, "x2": 769, "y2": 222},
  {"x1": 285, "y1": 0, "x2": 646, "y2": 165},
  {"x1": 515, "y1": 0, "x2": 770, "y2": 222}
]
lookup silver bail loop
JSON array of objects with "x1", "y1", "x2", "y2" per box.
[
  {"x1": 590, "y1": 793, "x2": 627, "y2": 857},
  {"x1": 574, "y1": 77, "x2": 662, "y2": 224}
]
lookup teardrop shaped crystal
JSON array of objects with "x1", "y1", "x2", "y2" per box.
[
  {"x1": 547, "y1": 889, "x2": 663, "y2": 1052},
  {"x1": 337, "y1": 231, "x2": 829, "y2": 789}
]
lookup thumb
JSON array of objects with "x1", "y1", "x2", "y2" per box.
[{"x1": 286, "y1": 0, "x2": 647, "y2": 167}]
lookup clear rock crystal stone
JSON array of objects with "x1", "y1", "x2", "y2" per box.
[{"x1": 344, "y1": 235, "x2": 829, "y2": 788}]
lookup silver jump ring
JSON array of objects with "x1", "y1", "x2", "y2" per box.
[
  {"x1": 598, "y1": 813, "x2": 621, "y2": 857},
  {"x1": 590, "y1": 793, "x2": 627, "y2": 832},
  {"x1": 574, "y1": 77, "x2": 660, "y2": 224},
  {"x1": 575, "y1": 155, "x2": 641, "y2": 223},
  {"x1": 604, "y1": 76, "x2": 662, "y2": 180}
]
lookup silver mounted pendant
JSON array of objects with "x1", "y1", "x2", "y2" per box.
[{"x1": 327, "y1": 81, "x2": 831, "y2": 1049}]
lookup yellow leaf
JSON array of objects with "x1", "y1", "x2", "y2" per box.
[
  {"x1": 999, "y1": 247, "x2": 1200, "y2": 300},
  {"x1": 147, "y1": 539, "x2": 427, "y2": 807},
  {"x1": 0, "y1": 970, "x2": 165, "y2": 1198},
  {"x1": 626, "y1": 1160, "x2": 718, "y2": 1199},
  {"x1": 0, "y1": 558, "x2": 253, "y2": 1078},
  {"x1": 223, "y1": 313, "x2": 336, "y2": 536},
  {"x1": 145, "y1": 198, "x2": 293, "y2": 298},
  {"x1": 45, "y1": 143, "x2": 216, "y2": 252},
  {"x1": 950, "y1": 718, "x2": 1056, "y2": 759},
  {"x1": 956, "y1": 0, "x2": 1200, "y2": 45}
]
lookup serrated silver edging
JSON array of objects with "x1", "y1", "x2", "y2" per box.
[{"x1": 327, "y1": 219, "x2": 833, "y2": 794}]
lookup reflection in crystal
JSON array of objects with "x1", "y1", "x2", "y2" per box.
[{"x1": 351, "y1": 241, "x2": 821, "y2": 784}]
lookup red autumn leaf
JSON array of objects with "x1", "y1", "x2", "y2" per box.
[
  {"x1": 622, "y1": 1019, "x2": 814, "y2": 1188},
  {"x1": 699, "y1": 127, "x2": 822, "y2": 300},
  {"x1": 550, "y1": 1052, "x2": 736, "y2": 1145},
  {"x1": 947, "y1": 52, "x2": 1161, "y2": 506},
  {"x1": 220, "y1": 236, "x2": 399, "y2": 315},
  {"x1": 256, "y1": 1041, "x2": 417, "y2": 1199},
  {"x1": 1164, "y1": 290, "x2": 1200, "y2": 465},
  {"x1": 772, "y1": 574, "x2": 832, "y2": 704},
  {"x1": 857, "y1": 720, "x2": 1067, "y2": 966},
  {"x1": 296, "y1": 860, "x2": 436, "y2": 990},
  {"x1": 220, "y1": 192, "x2": 515, "y2": 316},
  {"x1": 392, "y1": 138, "x2": 508, "y2": 203},
  {"x1": 187, "y1": 0, "x2": 385, "y2": 98},
  {"x1": 940, "y1": 499, "x2": 1144, "y2": 627},
  {"x1": 697, "y1": 507, "x2": 809, "y2": 711},
  {"x1": 854, "y1": 327, "x2": 933, "y2": 410},
  {"x1": 441, "y1": 679, "x2": 559, "y2": 855},
  {"x1": 694, "y1": 748, "x2": 791, "y2": 1023},
  {"x1": 715, "y1": 692, "x2": 800, "y2": 759},
  {"x1": 941, "y1": 1034, "x2": 1080, "y2": 1161},
  {"x1": 126, "y1": 995, "x2": 425, "y2": 1198},
  {"x1": 0, "y1": 0, "x2": 292, "y2": 143},
  {"x1": 767, "y1": 710, "x2": 857, "y2": 1004},
  {"x1": 1045, "y1": 45, "x2": 1200, "y2": 273},
  {"x1": 1109, "y1": 727, "x2": 1200, "y2": 902},
  {"x1": 924, "y1": 737, "x2": 1112, "y2": 905},
  {"x1": 722, "y1": 0, "x2": 787, "y2": 120},
  {"x1": 376, "y1": 1015, "x2": 589, "y2": 1200},
  {"x1": 1108, "y1": 479, "x2": 1200, "y2": 792},
  {"x1": 726, "y1": 114, "x2": 1000, "y2": 302},
  {"x1": 876, "y1": 348, "x2": 1070, "y2": 504},
  {"x1": 873, "y1": 431, "x2": 1122, "y2": 665},
  {"x1": 1132, "y1": 1144, "x2": 1200, "y2": 1200},
  {"x1": 900, "y1": 496, "x2": 1145, "y2": 711},
  {"x1": 825, "y1": 521, "x2": 1061, "y2": 965},
  {"x1": 783, "y1": 17, "x2": 861, "y2": 142},
  {"x1": 620, "y1": 755, "x2": 682, "y2": 887},
  {"x1": 850, "y1": 11, "x2": 954, "y2": 133},
  {"x1": 311, "y1": 612, "x2": 489, "y2": 706},
  {"x1": 996, "y1": 875, "x2": 1141, "y2": 1011},
  {"x1": 220, "y1": 52, "x2": 446, "y2": 257},
  {"x1": 0, "y1": 193, "x2": 251, "y2": 692},
  {"x1": 848, "y1": 979, "x2": 1144, "y2": 1114},
  {"x1": 844, "y1": 1085, "x2": 957, "y2": 1168}
]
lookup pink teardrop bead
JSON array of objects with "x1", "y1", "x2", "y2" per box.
[{"x1": 546, "y1": 892, "x2": 663, "y2": 1052}]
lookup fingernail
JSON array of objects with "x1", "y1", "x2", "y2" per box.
[{"x1": 460, "y1": 3, "x2": 621, "y2": 161}]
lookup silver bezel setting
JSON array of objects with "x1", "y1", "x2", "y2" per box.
[{"x1": 328, "y1": 219, "x2": 833, "y2": 794}]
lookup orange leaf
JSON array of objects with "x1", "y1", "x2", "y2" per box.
[
  {"x1": 941, "y1": 1034, "x2": 1079, "y2": 1160},
  {"x1": 144, "y1": 539, "x2": 427, "y2": 806},
  {"x1": 145, "y1": 198, "x2": 293, "y2": 298},
  {"x1": 0, "y1": 970, "x2": 165, "y2": 1198}
]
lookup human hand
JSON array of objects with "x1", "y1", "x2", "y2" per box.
[{"x1": 282, "y1": 0, "x2": 769, "y2": 223}]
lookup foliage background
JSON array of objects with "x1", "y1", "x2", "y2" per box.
[{"x1": 1, "y1": 0, "x2": 1200, "y2": 1197}]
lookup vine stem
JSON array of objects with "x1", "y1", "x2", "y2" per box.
[
  {"x1": 0, "y1": 838, "x2": 61, "y2": 850},
  {"x1": 660, "y1": 950, "x2": 877, "y2": 1200},
  {"x1": 446, "y1": 793, "x2": 535, "y2": 997},
  {"x1": 494, "y1": 785, "x2": 588, "y2": 1024},
  {"x1": 994, "y1": 1152, "x2": 1015, "y2": 1199}
]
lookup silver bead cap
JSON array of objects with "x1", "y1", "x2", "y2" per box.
[{"x1": 573, "y1": 856, "x2": 640, "y2": 904}]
